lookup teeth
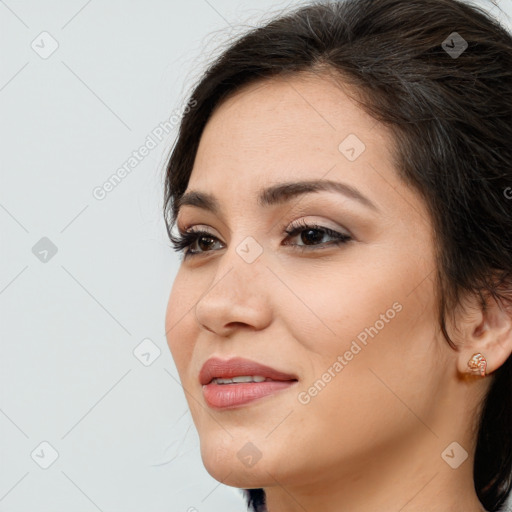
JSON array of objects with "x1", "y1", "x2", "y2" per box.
[{"x1": 212, "y1": 375, "x2": 268, "y2": 384}]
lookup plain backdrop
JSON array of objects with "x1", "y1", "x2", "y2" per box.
[{"x1": 1, "y1": 0, "x2": 511, "y2": 510}]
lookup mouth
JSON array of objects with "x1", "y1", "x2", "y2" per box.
[
  {"x1": 199, "y1": 356, "x2": 298, "y2": 409},
  {"x1": 199, "y1": 356, "x2": 298, "y2": 385}
]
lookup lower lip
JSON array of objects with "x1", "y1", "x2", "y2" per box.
[{"x1": 202, "y1": 381, "x2": 298, "y2": 409}]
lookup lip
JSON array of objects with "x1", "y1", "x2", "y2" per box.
[
  {"x1": 199, "y1": 356, "x2": 298, "y2": 410},
  {"x1": 199, "y1": 356, "x2": 298, "y2": 385}
]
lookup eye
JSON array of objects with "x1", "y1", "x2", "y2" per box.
[
  {"x1": 169, "y1": 227, "x2": 223, "y2": 259},
  {"x1": 169, "y1": 220, "x2": 352, "y2": 259},
  {"x1": 283, "y1": 219, "x2": 351, "y2": 251}
]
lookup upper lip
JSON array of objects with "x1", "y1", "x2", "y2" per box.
[{"x1": 199, "y1": 357, "x2": 298, "y2": 385}]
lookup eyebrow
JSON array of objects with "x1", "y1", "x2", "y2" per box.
[{"x1": 174, "y1": 179, "x2": 379, "y2": 217}]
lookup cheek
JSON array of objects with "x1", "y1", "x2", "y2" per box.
[
  {"x1": 283, "y1": 238, "x2": 435, "y2": 351},
  {"x1": 165, "y1": 272, "x2": 199, "y2": 373},
  {"x1": 282, "y1": 293, "x2": 439, "y2": 477},
  {"x1": 284, "y1": 248, "x2": 438, "y2": 408},
  {"x1": 279, "y1": 260, "x2": 404, "y2": 354}
]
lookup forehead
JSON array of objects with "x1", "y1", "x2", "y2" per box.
[
  {"x1": 203, "y1": 73, "x2": 382, "y2": 147},
  {"x1": 190, "y1": 72, "x2": 393, "y2": 184},
  {"x1": 181, "y1": 71, "x2": 420, "y2": 221}
]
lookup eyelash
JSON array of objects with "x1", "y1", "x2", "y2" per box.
[{"x1": 169, "y1": 219, "x2": 352, "y2": 259}]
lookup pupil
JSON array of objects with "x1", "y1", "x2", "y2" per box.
[
  {"x1": 301, "y1": 229, "x2": 323, "y2": 245},
  {"x1": 198, "y1": 236, "x2": 215, "y2": 251}
]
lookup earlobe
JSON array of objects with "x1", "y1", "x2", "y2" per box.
[
  {"x1": 456, "y1": 293, "x2": 512, "y2": 377},
  {"x1": 467, "y1": 352, "x2": 487, "y2": 377}
]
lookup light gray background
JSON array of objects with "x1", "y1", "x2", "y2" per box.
[{"x1": 1, "y1": 0, "x2": 511, "y2": 510}]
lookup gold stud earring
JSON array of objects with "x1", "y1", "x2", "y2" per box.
[{"x1": 467, "y1": 352, "x2": 487, "y2": 377}]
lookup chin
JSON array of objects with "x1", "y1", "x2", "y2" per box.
[{"x1": 199, "y1": 434, "x2": 282, "y2": 488}]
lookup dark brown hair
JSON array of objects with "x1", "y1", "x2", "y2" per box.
[{"x1": 163, "y1": 0, "x2": 512, "y2": 510}]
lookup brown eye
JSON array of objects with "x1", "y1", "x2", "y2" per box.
[
  {"x1": 195, "y1": 234, "x2": 217, "y2": 252},
  {"x1": 284, "y1": 221, "x2": 351, "y2": 249},
  {"x1": 169, "y1": 222, "x2": 351, "y2": 260},
  {"x1": 169, "y1": 229, "x2": 224, "y2": 258},
  {"x1": 299, "y1": 228, "x2": 326, "y2": 245}
]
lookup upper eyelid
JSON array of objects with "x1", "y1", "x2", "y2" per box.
[
  {"x1": 178, "y1": 220, "x2": 351, "y2": 242},
  {"x1": 178, "y1": 220, "x2": 348, "y2": 237},
  {"x1": 286, "y1": 218, "x2": 352, "y2": 236}
]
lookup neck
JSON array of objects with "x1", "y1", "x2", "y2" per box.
[{"x1": 263, "y1": 428, "x2": 487, "y2": 512}]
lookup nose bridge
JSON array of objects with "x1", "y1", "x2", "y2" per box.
[
  {"x1": 210, "y1": 233, "x2": 267, "y2": 300},
  {"x1": 194, "y1": 234, "x2": 271, "y2": 332}
]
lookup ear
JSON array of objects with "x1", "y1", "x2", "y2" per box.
[{"x1": 453, "y1": 290, "x2": 512, "y2": 377}]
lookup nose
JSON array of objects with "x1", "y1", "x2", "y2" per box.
[{"x1": 194, "y1": 242, "x2": 273, "y2": 337}]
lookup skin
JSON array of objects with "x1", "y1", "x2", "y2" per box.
[{"x1": 165, "y1": 71, "x2": 512, "y2": 512}]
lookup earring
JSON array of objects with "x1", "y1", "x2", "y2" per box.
[{"x1": 467, "y1": 352, "x2": 487, "y2": 377}]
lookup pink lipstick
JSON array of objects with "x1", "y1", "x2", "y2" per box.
[{"x1": 199, "y1": 357, "x2": 298, "y2": 409}]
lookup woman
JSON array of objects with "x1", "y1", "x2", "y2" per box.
[{"x1": 163, "y1": 0, "x2": 512, "y2": 510}]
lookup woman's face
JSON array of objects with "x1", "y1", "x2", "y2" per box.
[{"x1": 165, "y1": 73, "x2": 458, "y2": 494}]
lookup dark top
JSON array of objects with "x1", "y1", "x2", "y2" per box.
[{"x1": 243, "y1": 488, "x2": 267, "y2": 512}]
